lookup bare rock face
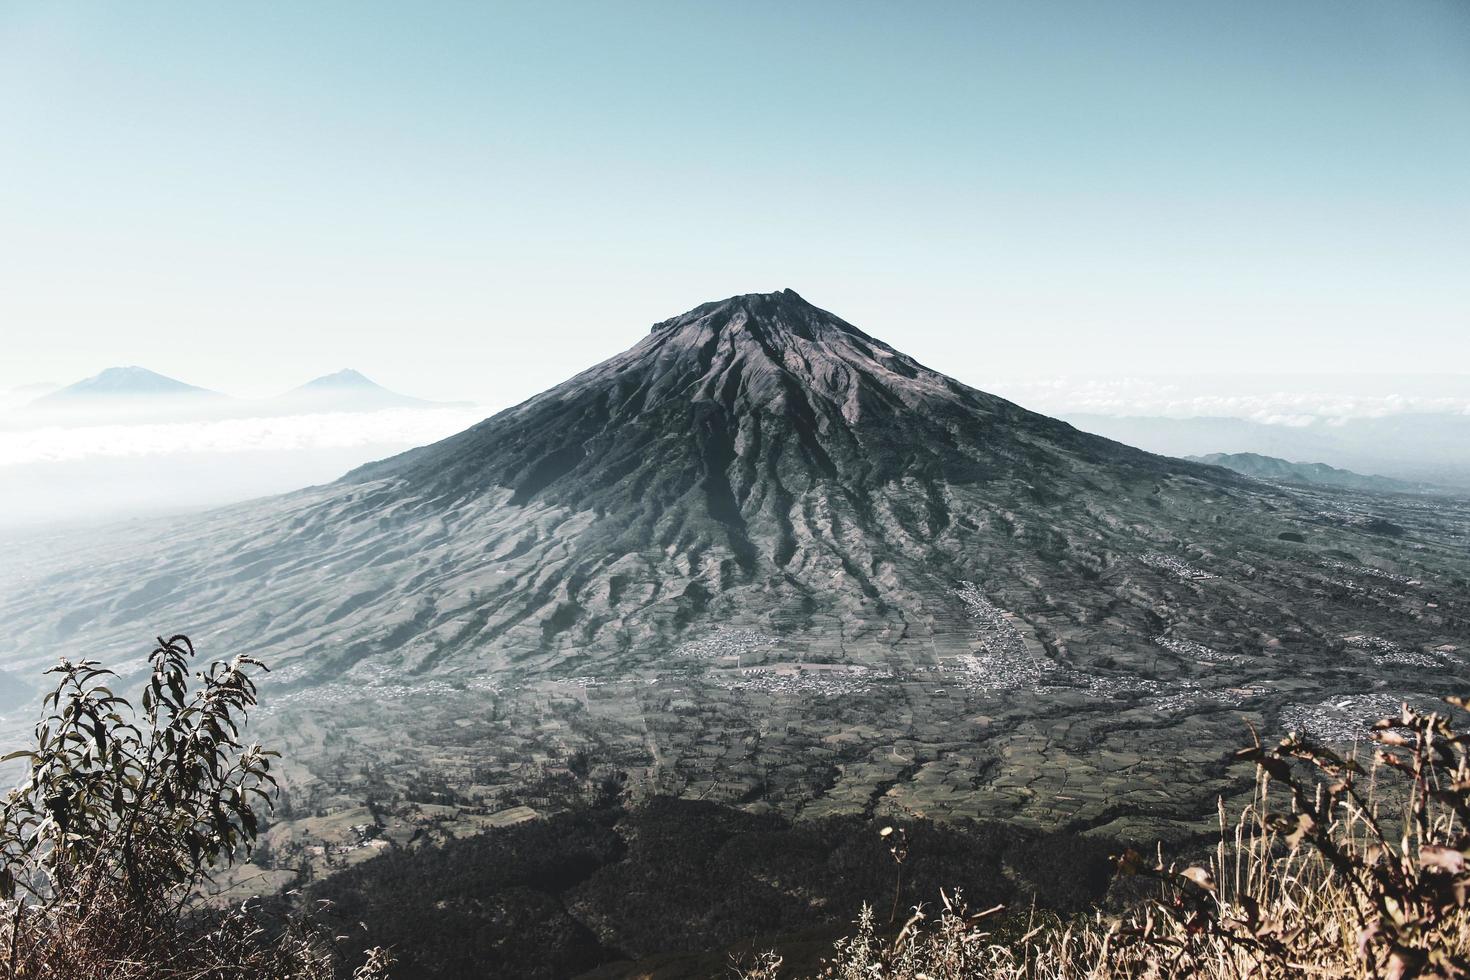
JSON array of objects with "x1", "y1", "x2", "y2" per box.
[{"x1": 3, "y1": 291, "x2": 1467, "y2": 837}]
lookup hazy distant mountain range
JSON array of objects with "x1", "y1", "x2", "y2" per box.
[
  {"x1": 273, "y1": 369, "x2": 432, "y2": 413},
  {"x1": 14, "y1": 369, "x2": 1469, "y2": 493},
  {"x1": 12, "y1": 366, "x2": 445, "y2": 425},
  {"x1": 4, "y1": 290, "x2": 1466, "y2": 839},
  {"x1": 1066, "y1": 413, "x2": 1470, "y2": 490},
  {"x1": 0, "y1": 366, "x2": 480, "y2": 527},
  {"x1": 32, "y1": 365, "x2": 222, "y2": 403},
  {"x1": 1186, "y1": 452, "x2": 1443, "y2": 495}
]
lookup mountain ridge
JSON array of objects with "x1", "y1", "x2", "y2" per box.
[
  {"x1": 1067, "y1": 412, "x2": 1470, "y2": 489},
  {"x1": 1187, "y1": 451, "x2": 1441, "y2": 495}
]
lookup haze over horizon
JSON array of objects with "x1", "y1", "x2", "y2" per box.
[
  {"x1": 5, "y1": 295, "x2": 1470, "y2": 533},
  {"x1": 7, "y1": 6, "x2": 1470, "y2": 977},
  {"x1": 3, "y1": 1, "x2": 1468, "y2": 408},
  {"x1": 5, "y1": 292, "x2": 1470, "y2": 530},
  {"x1": 4, "y1": 2, "x2": 1470, "y2": 520}
]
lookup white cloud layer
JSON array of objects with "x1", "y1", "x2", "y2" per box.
[
  {"x1": 0, "y1": 406, "x2": 490, "y2": 468},
  {"x1": 987, "y1": 377, "x2": 1470, "y2": 424}
]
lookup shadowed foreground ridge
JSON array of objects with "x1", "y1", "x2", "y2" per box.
[{"x1": 738, "y1": 698, "x2": 1470, "y2": 980}]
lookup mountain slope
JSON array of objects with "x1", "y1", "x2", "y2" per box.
[
  {"x1": 1187, "y1": 452, "x2": 1438, "y2": 495},
  {"x1": 332, "y1": 288, "x2": 1228, "y2": 672},
  {"x1": 2, "y1": 291, "x2": 1467, "y2": 837}
]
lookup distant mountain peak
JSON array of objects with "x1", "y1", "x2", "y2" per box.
[
  {"x1": 278, "y1": 369, "x2": 427, "y2": 410},
  {"x1": 295, "y1": 369, "x2": 382, "y2": 390},
  {"x1": 35, "y1": 366, "x2": 219, "y2": 402}
]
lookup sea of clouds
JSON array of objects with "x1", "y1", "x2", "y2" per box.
[
  {"x1": 0, "y1": 405, "x2": 489, "y2": 468},
  {"x1": 987, "y1": 376, "x2": 1470, "y2": 425},
  {"x1": 3, "y1": 372, "x2": 1468, "y2": 527},
  {"x1": 0, "y1": 397, "x2": 495, "y2": 528}
]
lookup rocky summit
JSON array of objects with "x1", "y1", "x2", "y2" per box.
[{"x1": 2, "y1": 291, "x2": 1468, "y2": 839}]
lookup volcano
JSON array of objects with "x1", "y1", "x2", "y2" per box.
[
  {"x1": 269, "y1": 369, "x2": 433, "y2": 413},
  {"x1": 3, "y1": 291, "x2": 1466, "y2": 835},
  {"x1": 33, "y1": 365, "x2": 221, "y2": 403},
  {"x1": 323, "y1": 288, "x2": 1221, "y2": 672}
]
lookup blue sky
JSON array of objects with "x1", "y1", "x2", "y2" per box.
[{"x1": 2, "y1": 1, "x2": 1467, "y2": 404}]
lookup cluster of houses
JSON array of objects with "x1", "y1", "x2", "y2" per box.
[{"x1": 1138, "y1": 552, "x2": 1216, "y2": 580}]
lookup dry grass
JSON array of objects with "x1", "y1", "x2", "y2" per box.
[
  {"x1": 0, "y1": 879, "x2": 368, "y2": 980},
  {"x1": 744, "y1": 700, "x2": 1470, "y2": 979}
]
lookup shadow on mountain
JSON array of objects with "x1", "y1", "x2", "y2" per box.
[{"x1": 314, "y1": 797, "x2": 1116, "y2": 980}]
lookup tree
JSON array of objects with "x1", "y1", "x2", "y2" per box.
[{"x1": 0, "y1": 634, "x2": 390, "y2": 979}]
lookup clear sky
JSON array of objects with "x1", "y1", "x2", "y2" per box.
[{"x1": 2, "y1": 1, "x2": 1468, "y2": 405}]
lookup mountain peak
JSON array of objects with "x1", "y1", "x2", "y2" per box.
[
  {"x1": 354, "y1": 290, "x2": 1167, "y2": 514},
  {"x1": 277, "y1": 369, "x2": 428, "y2": 411},
  {"x1": 650, "y1": 288, "x2": 858, "y2": 341},
  {"x1": 621, "y1": 289, "x2": 960, "y2": 426},
  {"x1": 36, "y1": 366, "x2": 218, "y2": 402},
  {"x1": 297, "y1": 369, "x2": 379, "y2": 390}
]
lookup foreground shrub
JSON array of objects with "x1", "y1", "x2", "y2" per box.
[
  {"x1": 748, "y1": 698, "x2": 1470, "y2": 979},
  {"x1": 0, "y1": 635, "x2": 389, "y2": 979}
]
